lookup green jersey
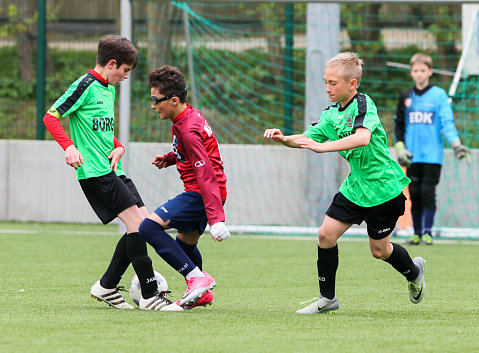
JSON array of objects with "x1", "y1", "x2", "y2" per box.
[
  {"x1": 51, "y1": 70, "x2": 124, "y2": 180},
  {"x1": 304, "y1": 93, "x2": 410, "y2": 207}
]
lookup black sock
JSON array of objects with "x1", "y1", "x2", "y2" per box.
[
  {"x1": 100, "y1": 233, "x2": 130, "y2": 289},
  {"x1": 385, "y1": 243, "x2": 419, "y2": 281},
  {"x1": 317, "y1": 245, "x2": 338, "y2": 300},
  {"x1": 176, "y1": 236, "x2": 202, "y2": 271},
  {"x1": 125, "y1": 232, "x2": 157, "y2": 299}
]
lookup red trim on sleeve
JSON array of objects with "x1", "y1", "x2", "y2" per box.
[
  {"x1": 43, "y1": 113, "x2": 74, "y2": 150},
  {"x1": 113, "y1": 136, "x2": 124, "y2": 150}
]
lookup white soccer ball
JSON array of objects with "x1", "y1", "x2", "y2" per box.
[{"x1": 129, "y1": 270, "x2": 168, "y2": 306}]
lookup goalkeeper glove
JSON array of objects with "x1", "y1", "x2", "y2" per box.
[
  {"x1": 394, "y1": 141, "x2": 413, "y2": 167},
  {"x1": 210, "y1": 222, "x2": 231, "y2": 241},
  {"x1": 451, "y1": 140, "x2": 471, "y2": 163}
]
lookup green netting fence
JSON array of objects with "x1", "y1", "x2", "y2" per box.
[{"x1": 1, "y1": 1, "x2": 478, "y2": 233}]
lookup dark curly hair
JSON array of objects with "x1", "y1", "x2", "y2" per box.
[{"x1": 148, "y1": 65, "x2": 188, "y2": 103}]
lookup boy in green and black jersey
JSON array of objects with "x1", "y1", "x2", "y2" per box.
[
  {"x1": 264, "y1": 52, "x2": 426, "y2": 314},
  {"x1": 44, "y1": 35, "x2": 181, "y2": 311}
]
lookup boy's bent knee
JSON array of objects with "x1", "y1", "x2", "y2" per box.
[
  {"x1": 138, "y1": 218, "x2": 164, "y2": 242},
  {"x1": 370, "y1": 248, "x2": 391, "y2": 260},
  {"x1": 317, "y1": 228, "x2": 336, "y2": 248}
]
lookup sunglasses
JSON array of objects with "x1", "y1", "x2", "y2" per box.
[{"x1": 150, "y1": 88, "x2": 186, "y2": 105}]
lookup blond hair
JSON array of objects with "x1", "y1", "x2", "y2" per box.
[
  {"x1": 410, "y1": 53, "x2": 432, "y2": 68},
  {"x1": 326, "y1": 52, "x2": 363, "y2": 86}
]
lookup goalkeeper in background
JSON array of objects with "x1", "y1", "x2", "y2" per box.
[{"x1": 394, "y1": 53, "x2": 471, "y2": 246}]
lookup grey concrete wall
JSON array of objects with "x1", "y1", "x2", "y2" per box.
[
  {"x1": 0, "y1": 140, "x2": 477, "y2": 229},
  {"x1": 0, "y1": 140, "x2": 7, "y2": 220}
]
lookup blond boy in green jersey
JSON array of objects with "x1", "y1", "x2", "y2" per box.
[{"x1": 264, "y1": 52, "x2": 426, "y2": 314}]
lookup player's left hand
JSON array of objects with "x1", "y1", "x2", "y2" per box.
[
  {"x1": 108, "y1": 147, "x2": 125, "y2": 172},
  {"x1": 210, "y1": 222, "x2": 231, "y2": 242},
  {"x1": 152, "y1": 155, "x2": 168, "y2": 169},
  {"x1": 451, "y1": 140, "x2": 471, "y2": 163},
  {"x1": 264, "y1": 128, "x2": 285, "y2": 143},
  {"x1": 295, "y1": 136, "x2": 323, "y2": 153}
]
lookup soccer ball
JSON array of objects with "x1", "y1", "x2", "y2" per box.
[{"x1": 129, "y1": 270, "x2": 168, "y2": 306}]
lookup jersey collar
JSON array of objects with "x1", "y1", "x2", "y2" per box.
[
  {"x1": 172, "y1": 104, "x2": 193, "y2": 123},
  {"x1": 413, "y1": 84, "x2": 432, "y2": 96},
  {"x1": 338, "y1": 93, "x2": 358, "y2": 112},
  {"x1": 88, "y1": 69, "x2": 109, "y2": 87}
]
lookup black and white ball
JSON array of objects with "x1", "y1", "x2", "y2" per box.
[{"x1": 129, "y1": 270, "x2": 168, "y2": 306}]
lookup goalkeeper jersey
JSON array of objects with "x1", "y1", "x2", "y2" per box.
[
  {"x1": 50, "y1": 69, "x2": 124, "y2": 180},
  {"x1": 304, "y1": 93, "x2": 410, "y2": 207},
  {"x1": 394, "y1": 85, "x2": 459, "y2": 165}
]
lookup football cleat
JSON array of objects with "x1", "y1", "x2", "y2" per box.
[
  {"x1": 296, "y1": 296, "x2": 339, "y2": 314},
  {"x1": 90, "y1": 280, "x2": 134, "y2": 309},
  {"x1": 406, "y1": 234, "x2": 421, "y2": 245},
  {"x1": 139, "y1": 291, "x2": 183, "y2": 311},
  {"x1": 422, "y1": 233, "x2": 433, "y2": 245},
  {"x1": 176, "y1": 290, "x2": 214, "y2": 309},
  {"x1": 408, "y1": 257, "x2": 426, "y2": 304},
  {"x1": 179, "y1": 271, "x2": 216, "y2": 308}
]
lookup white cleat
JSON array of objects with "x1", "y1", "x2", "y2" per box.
[
  {"x1": 90, "y1": 280, "x2": 134, "y2": 309},
  {"x1": 408, "y1": 257, "x2": 426, "y2": 304},
  {"x1": 296, "y1": 296, "x2": 339, "y2": 314},
  {"x1": 139, "y1": 292, "x2": 183, "y2": 311}
]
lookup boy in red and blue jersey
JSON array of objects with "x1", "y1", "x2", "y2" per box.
[{"x1": 139, "y1": 65, "x2": 229, "y2": 309}]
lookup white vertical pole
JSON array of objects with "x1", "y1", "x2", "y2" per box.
[
  {"x1": 120, "y1": 0, "x2": 132, "y2": 168},
  {"x1": 183, "y1": 8, "x2": 198, "y2": 107},
  {"x1": 305, "y1": 3, "x2": 341, "y2": 225},
  {"x1": 119, "y1": 0, "x2": 132, "y2": 233}
]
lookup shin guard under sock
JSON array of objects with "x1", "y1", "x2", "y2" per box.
[
  {"x1": 423, "y1": 208, "x2": 436, "y2": 235},
  {"x1": 317, "y1": 245, "x2": 339, "y2": 300},
  {"x1": 412, "y1": 211, "x2": 423, "y2": 236},
  {"x1": 139, "y1": 218, "x2": 195, "y2": 277},
  {"x1": 176, "y1": 236, "x2": 203, "y2": 271},
  {"x1": 125, "y1": 232, "x2": 157, "y2": 299},
  {"x1": 385, "y1": 243, "x2": 419, "y2": 281},
  {"x1": 100, "y1": 233, "x2": 130, "y2": 289}
]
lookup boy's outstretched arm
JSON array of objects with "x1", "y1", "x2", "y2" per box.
[
  {"x1": 296, "y1": 127, "x2": 371, "y2": 153},
  {"x1": 264, "y1": 128, "x2": 305, "y2": 148}
]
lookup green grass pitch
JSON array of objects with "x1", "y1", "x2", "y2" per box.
[{"x1": 1, "y1": 222, "x2": 478, "y2": 353}]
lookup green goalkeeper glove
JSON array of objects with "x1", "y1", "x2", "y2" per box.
[
  {"x1": 451, "y1": 140, "x2": 471, "y2": 163},
  {"x1": 394, "y1": 141, "x2": 413, "y2": 167}
]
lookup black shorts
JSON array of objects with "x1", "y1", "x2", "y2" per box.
[
  {"x1": 79, "y1": 171, "x2": 144, "y2": 224},
  {"x1": 326, "y1": 192, "x2": 407, "y2": 240}
]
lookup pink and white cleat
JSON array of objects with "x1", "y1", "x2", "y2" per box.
[
  {"x1": 177, "y1": 290, "x2": 214, "y2": 309},
  {"x1": 179, "y1": 272, "x2": 216, "y2": 307}
]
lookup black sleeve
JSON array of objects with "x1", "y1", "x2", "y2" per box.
[{"x1": 394, "y1": 89, "x2": 412, "y2": 143}]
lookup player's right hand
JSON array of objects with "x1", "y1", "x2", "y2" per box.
[
  {"x1": 264, "y1": 128, "x2": 284, "y2": 142},
  {"x1": 210, "y1": 222, "x2": 231, "y2": 242},
  {"x1": 394, "y1": 141, "x2": 413, "y2": 167},
  {"x1": 65, "y1": 144, "x2": 84, "y2": 170},
  {"x1": 152, "y1": 155, "x2": 168, "y2": 169},
  {"x1": 451, "y1": 140, "x2": 471, "y2": 163}
]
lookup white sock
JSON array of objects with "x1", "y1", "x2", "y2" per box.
[{"x1": 185, "y1": 267, "x2": 204, "y2": 280}]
